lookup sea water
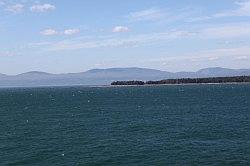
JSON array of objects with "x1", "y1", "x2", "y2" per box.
[{"x1": 0, "y1": 84, "x2": 250, "y2": 165}]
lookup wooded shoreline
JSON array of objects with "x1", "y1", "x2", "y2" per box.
[{"x1": 111, "y1": 76, "x2": 250, "y2": 86}]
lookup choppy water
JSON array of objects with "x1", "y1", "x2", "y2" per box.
[{"x1": 0, "y1": 84, "x2": 250, "y2": 165}]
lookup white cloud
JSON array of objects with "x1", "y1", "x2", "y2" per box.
[
  {"x1": 64, "y1": 29, "x2": 80, "y2": 35},
  {"x1": 5, "y1": 4, "x2": 24, "y2": 13},
  {"x1": 148, "y1": 46, "x2": 250, "y2": 68},
  {"x1": 190, "y1": 1, "x2": 250, "y2": 21},
  {"x1": 215, "y1": 1, "x2": 250, "y2": 17},
  {"x1": 28, "y1": 41, "x2": 55, "y2": 46},
  {"x1": 200, "y1": 24, "x2": 250, "y2": 38},
  {"x1": 40, "y1": 29, "x2": 58, "y2": 36},
  {"x1": 234, "y1": 55, "x2": 248, "y2": 60},
  {"x1": 128, "y1": 8, "x2": 166, "y2": 21},
  {"x1": 186, "y1": 16, "x2": 212, "y2": 22},
  {"x1": 31, "y1": 30, "x2": 193, "y2": 51},
  {"x1": 208, "y1": 56, "x2": 219, "y2": 61},
  {"x1": 0, "y1": 51, "x2": 15, "y2": 57},
  {"x1": 196, "y1": 47, "x2": 250, "y2": 59},
  {"x1": 33, "y1": 24, "x2": 250, "y2": 52},
  {"x1": 112, "y1": 26, "x2": 129, "y2": 33},
  {"x1": 128, "y1": 7, "x2": 192, "y2": 23},
  {"x1": 30, "y1": 4, "x2": 55, "y2": 12},
  {"x1": 187, "y1": 1, "x2": 250, "y2": 22},
  {"x1": 40, "y1": 28, "x2": 81, "y2": 36}
]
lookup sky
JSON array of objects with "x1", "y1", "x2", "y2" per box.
[{"x1": 1, "y1": 0, "x2": 250, "y2": 74}]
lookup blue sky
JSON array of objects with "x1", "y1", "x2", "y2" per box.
[{"x1": 1, "y1": 0, "x2": 250, "y2": 74}]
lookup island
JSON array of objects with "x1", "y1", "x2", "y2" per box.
[{"x1": 111, "y1": 76, "x2": 250, "y2": 85}]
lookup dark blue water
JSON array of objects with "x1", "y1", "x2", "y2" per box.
[{"x1": 0, "y1": 84, "x2": 250, "y2": 165}]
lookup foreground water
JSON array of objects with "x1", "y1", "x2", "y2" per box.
[{"x1": 0, "y1": 84, "x2": 250, "y2": 165}]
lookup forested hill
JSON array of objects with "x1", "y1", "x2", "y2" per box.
[{"x1": 111, "y1": 76, "x2": 250, "y2": 85}]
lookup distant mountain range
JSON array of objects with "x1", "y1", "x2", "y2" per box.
[{"x1": 0, "y1": 67, "x2": 250, "y2": 87}]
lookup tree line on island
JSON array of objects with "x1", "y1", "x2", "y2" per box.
[{"x1": 111, "y1": 76, "x2": 250, "y2": 85}]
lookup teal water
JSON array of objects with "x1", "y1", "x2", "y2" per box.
[{"x1": 0, "y1": 84, "x2": 250, "y2": 165}]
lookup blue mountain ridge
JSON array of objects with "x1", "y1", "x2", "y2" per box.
[{"x1": 0, "y1": 67, "x2": 250, "y2": 87}]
